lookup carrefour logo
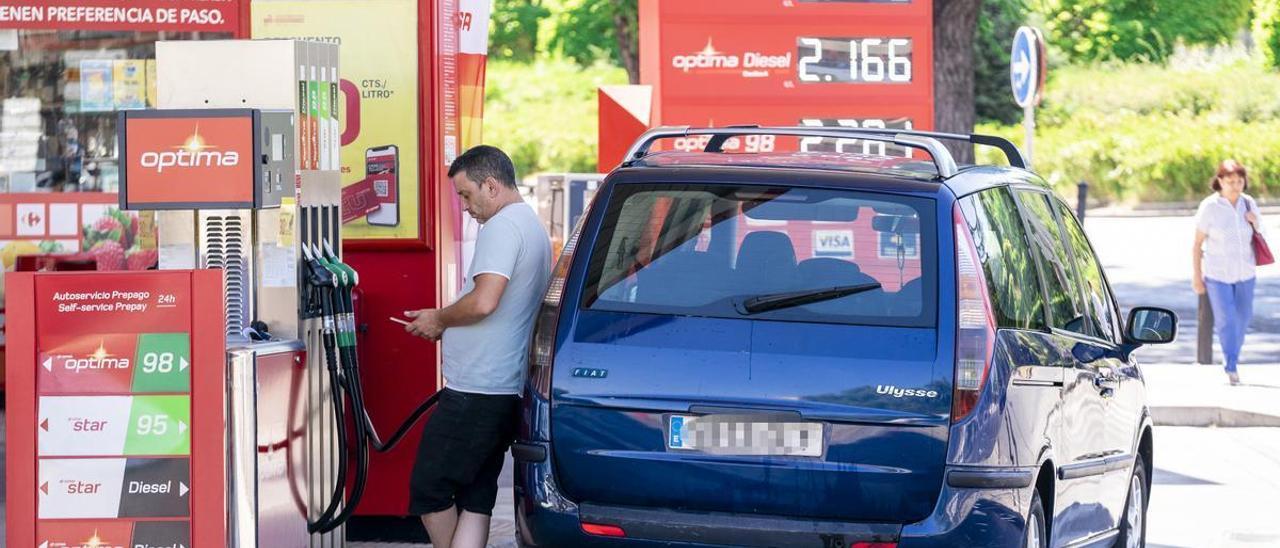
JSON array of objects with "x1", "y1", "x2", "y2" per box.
[
  {"x1": 138, "y1": 124, "x2": 241, "y2": 173},
  {"x1": 670, "y1": 38, "x2": 791, "y2": 74}
]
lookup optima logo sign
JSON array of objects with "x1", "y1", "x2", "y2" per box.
[
  {"x1": 138, "y1": 125, "x2": 240, "y2": 173},
  {"x1": 124, "y1": 113, "x2": 255, "y2": 206},
  {"x1": 670, "y1": 38, "x2": 792, "y2": 74}
]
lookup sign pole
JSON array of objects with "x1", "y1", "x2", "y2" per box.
[
  {"x1": 1024, "y1": 103, "x2": 1035, "y2": 169},
  {"x1": 1011, "y1": 26, "x2": 1045, "y2": 169}
]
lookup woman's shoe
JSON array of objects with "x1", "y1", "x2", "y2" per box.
[{"x1": 1228, "y1": 372, "x2": 1241, "y2": 385}]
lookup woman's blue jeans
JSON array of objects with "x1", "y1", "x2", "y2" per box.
[{"x1": 1204, "y1": 277, "x2": 1256, "y2": 373}]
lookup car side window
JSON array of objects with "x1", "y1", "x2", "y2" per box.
[
  {"x1": 959, "y1": 188, "x2": 1047, "y2": 331},
  {"x1": 1014, "y1": 190, "x2": 1095, "y2": 338},
  {"x1": 1054, "y1": 199, "x2": 1121, "y2": 343}
]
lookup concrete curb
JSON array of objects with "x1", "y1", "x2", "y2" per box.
[{"x1": 1150, "y1": 406, "x2": 1280, "y2": 427}]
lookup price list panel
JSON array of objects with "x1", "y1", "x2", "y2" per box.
[
  {"x1": 641, "y1": 0, "x2": 933, "y2": 153},
  {"x1": 24, "y1": 272, "x2": 203, "y2": 548}
]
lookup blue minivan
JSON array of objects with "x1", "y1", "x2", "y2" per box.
[{"x1": 512, "y1": 127, "x2": 1177, "y2": 548}]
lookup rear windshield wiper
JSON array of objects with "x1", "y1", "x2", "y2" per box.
[{"x1": 736, "y1": 283, "x2": 882, "y2": 315}]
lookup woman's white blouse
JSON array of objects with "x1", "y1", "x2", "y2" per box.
[{"x1": 1196, "y1": 193, "x2": 1265, "y2": 284}]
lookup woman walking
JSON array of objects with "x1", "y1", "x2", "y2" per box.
[{"x1": 1192, "y1": 160, "x2": 1266, "y2": 385}]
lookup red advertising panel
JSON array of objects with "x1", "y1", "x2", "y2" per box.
[
  {"x1": 0, "y1": 0, "x2": 240, "y2": 33},
  {"x1": 641, "y1": 0, "x2": 933, "y2": 152},
  {"x1": 119, "y1": 110, "x2": 259, "y2": 209},
  {"x1": 5, "y1": 270, "x2": 226, "y2": 548}
]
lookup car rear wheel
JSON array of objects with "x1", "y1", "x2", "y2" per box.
[
  {"x1": 1026, "y1": 489, "x2": 1046, "y2": 548},
  {"x1": 1118, "y1": 454, "x2": 1149, "y2": 548}
]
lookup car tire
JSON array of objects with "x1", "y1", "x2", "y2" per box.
[
  {"x1": 1026, "y1": 489, "x2": 1047, "y2": 548},
  {"x1": 1117, "y1": 454, "x2": 1149, "y2": 548}
]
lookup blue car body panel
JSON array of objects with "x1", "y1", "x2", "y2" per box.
[{"x1": 514, "y1": 165, "x2": 1157, "y2": 548}]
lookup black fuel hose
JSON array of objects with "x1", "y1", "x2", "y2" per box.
[
  {"x1": 306, "y1": 251, "x2": 447, "y2": 534},
  {"x1": 313, "y1": 286, "x2": 372, "y2": 535},
  {"x1": 306, "y1": 279, "x2": 351, "y2": 534}
]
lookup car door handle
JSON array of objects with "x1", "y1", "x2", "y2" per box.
[{"x1": 1093, "y1": 373, "x2": 1119, "y2": 397}]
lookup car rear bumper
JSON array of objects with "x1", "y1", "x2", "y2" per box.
[{"x1": 514, "y1": 442, "x2": 1032, "y2": 548}]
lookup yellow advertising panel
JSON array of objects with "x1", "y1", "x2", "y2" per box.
[{"x1": 253, "y1": 0, "x2": 420, "y2": 241}]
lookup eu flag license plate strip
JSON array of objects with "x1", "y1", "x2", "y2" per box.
[{"x1": 668, "y1": 415, "x2": 824, "y2": 457}]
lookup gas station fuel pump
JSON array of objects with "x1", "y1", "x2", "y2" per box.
[
  {"x1": 6, "y1": 40, "x2": 438, "y2": 548},
  {"x1": 141, "y1": 40, "x2": 439, "y2": 546}
]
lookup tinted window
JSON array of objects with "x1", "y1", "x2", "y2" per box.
[
  {"x1": 1055, "y1": 200, "x2": 1120, "y2": 342},
  {"x1": 1015, "y1": 190, "x2": 1093, "y2": 336},
  {"x1": 582, "y1": 184, "x2": 937, "y2": 327},
  {"x1": 959, "y1": 188, "x2": 1047, "y2": 330}
]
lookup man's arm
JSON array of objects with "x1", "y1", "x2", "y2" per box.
[
  {"x1": 440, "y1": 273, "x2": 508, "y2": 326},
  {"x1": 404, "y1": 273, "x2": 508, "y2": 339}
]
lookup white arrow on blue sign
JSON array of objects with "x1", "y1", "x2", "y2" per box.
[{"x1": 1010, "y1": 26, "x2": 1042, "y2": 108}]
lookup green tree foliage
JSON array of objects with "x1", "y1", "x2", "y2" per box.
[
  {"x1": 975, "y1": 0, "x2": 1027, "y2": 124},
  {"x1": 1256, "y1": 0, "x2": 1280, "y2": 69},
  {"x1": 547, "y1": 0, "x2": 640, "y2": 83},
  {"x1": 484, "y1": 59, "x2": 629, "y2": 178},
  {"x1": 977, "y1": 60, "x2": 1280, "y2": 202},
  {"x1": 1038, "y1": 0, "x2": 1251, "y2": 62},
  {"x1": 489, "y1": 0, "x2": 551, "y2": 62}
]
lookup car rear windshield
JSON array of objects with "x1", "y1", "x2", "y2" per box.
[{"x1": 581, "y1": 183, "x2": 937, "y2": 327}]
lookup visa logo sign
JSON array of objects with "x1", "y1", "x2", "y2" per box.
[{"x1": 814, "y1": 230, "x2": 854, "y2": 257}]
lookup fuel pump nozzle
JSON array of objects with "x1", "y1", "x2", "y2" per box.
[{"x1": 301, "y1": 242, "x2": 356, "y2": 535}]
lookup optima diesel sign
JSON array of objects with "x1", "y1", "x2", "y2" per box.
[
  {"x1": 119, "y1": 109, "x2": 260, "y2": 209},
  {"x1": 670, "y1": 39, "x2": 792, "y2": 77}
]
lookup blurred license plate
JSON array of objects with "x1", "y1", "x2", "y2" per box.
[{"x1": 668, "y1": 415, "x2": 824, "y2": 457}]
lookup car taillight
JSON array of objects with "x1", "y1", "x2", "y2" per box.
[
  {"x1": 952, "y1": 205, "x2": 996, "y2": 423},
  {"x1": 581, "y1": 522, "x2": 627, "y2": 537},
  {"x1": 529, "y1": 218, "x2": 586, "y2": 399}
]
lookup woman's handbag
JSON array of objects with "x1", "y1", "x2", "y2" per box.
[
  {"x1": 1251, "y1": 201, "x2": 1275, "y2": 266},
  {"x1": 1255, "y1": 230, "x2": 1275, "y2": 266}
]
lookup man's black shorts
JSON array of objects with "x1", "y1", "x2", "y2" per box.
[{"x1": 408, "y1": 387, "x2": 520, "y2": 516}]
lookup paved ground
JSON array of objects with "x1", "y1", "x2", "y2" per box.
[{"x1": 1148, "y1": 426, "x2": 1280, "y2": 548}]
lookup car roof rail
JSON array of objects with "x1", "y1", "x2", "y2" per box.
[
  {"x1": 622, "y1": 125, "x2": 1026, "y2": 177},
  {"x1": 842, "y1": 127, "x2": 1027, "y2": 170}
]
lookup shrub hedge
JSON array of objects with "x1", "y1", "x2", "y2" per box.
[{"x1": 978, "y1": 59, "x2": 1280, "y2": 203}]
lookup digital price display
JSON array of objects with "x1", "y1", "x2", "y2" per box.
[
  {"x1": 798, "y1": 37, "x2": 914, "y2": 84},
  {"x1": 641, "y1": 0, "x2": 933, "y2": 154}
]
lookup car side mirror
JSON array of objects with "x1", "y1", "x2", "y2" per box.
[{"x1": 1125, "y1": 307, "x2": 1177, "y2": 344}]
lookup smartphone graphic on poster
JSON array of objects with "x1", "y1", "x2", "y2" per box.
[{"x1": 365, "y1": 145, "x2": 399, "y2": 226}]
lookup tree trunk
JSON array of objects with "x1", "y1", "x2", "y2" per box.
[
  {"x1": 934, "y1": 0, "x2": 982, "y2": 164},
  {"x1": 615, "y1": 11, "x2": 640, "y2": 84}
]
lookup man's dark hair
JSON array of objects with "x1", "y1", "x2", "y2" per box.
[{"x1": 447, "y1": 145, "x2": 517, "y2": 189}]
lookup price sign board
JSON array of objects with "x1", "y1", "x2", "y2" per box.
[
  {"x1": 641, "y1": 0, "x2": 933, "y2": 152},
  {"x1": 5, "y1": 270, "x2": 227, "y2": 548}
]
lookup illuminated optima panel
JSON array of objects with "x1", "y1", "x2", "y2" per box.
[{"x1": 641, "y1": 0, "x2": 933, "y2": 153}]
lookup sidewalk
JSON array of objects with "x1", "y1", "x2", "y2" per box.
[{"x1": 1144, "y1": 363, "x2": 1280, "y2": 427}]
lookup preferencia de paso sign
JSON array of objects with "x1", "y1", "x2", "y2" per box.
[{"x1": 118, "y1": 109, "x2": 261, "y2": 210}]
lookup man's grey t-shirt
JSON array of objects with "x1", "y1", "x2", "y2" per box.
[{"x1": 442, "y1": 202, "x2": 552, "y2": 395}]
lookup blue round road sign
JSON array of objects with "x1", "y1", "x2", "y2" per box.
[{"x1": 1011, "y1": 26, "x2": 1043, "y2": 108}]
